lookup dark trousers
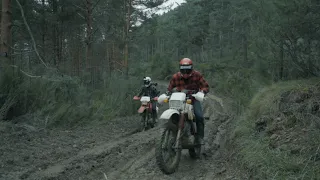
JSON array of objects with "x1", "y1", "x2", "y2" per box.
[
  {"x1": 193, "y1": 100, "x2": 204, "y2": 138},
  {"x1": 152, "y1": 101, "x2": 157, "y2": 120}
]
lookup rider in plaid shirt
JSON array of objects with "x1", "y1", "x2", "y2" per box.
[{"x1": 167, "y1": 58, "x2": 209, "y2": 145}]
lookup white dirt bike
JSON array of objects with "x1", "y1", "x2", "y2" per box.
[{"x1": 155, "y1": 89, "x2": 205, "y2": 174}]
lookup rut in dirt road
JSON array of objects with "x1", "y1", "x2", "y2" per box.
[
  {"x1": 105, "y1": 98, "x2": 232, "y2": 180},
  {"x1": 22, "y1": 94, "x2": 232, "y2": 180}
]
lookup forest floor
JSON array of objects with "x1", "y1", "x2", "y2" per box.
[{"x1": 0, "y1": 83, "x2": 244, "y2": 180}]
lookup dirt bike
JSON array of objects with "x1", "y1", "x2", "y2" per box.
[
  {"x1": 155, "y1": 89, "x2": 205, "y2": 174},
  {"x1": 133, "y1": 95, "x2": 159, "y2": 131}
]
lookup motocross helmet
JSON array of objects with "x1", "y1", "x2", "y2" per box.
[
  {"x1": 179, "y1": 58, "x2": 193, "y2": 79},
  {"x1": 143, "y1": 77, "x2": 151, "y2": 87}
]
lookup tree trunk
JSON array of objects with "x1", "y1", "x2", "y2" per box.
[
  {"x1": 41, "y1": 0, "x2": 46, "y2": 57},
  {"x1": 307, "y1": 39, "x2": 312, "y2": 77},
  {"x1": 243, "y1": 34, "x2": 248, "y2": 65},
  {"x1": 85, "y1": 0, "x2": 93, "y2": 85},
  {"x1": 106, "y1": 40, "x2": 111, "y2": 77},
  {"x1": 232, "y1": 14, "x2": 236, "y2": 61},
  {"x1": 86, "y1": 0, "x2": 93, "y2": 69},
  {"x1": 279, "y1": 40, "x2": 284, "y2": 80},
  {"x1": 124, "y1": 0, "x2": 131, "y2": 78},
  {"x1": 86, "y1": 0, "x2": 93, "y2": 66},
  {"x1": 59, "y1": 6, "x2": 64, "y2": 66},
  {"x1": 219, "y1": 31, "x2": 223, "y2": 60},
  {"x1": 52, "y1": 0, "x2": 58, "y2": 66},
  {"x1": 0, "y1": 0, "x2": 12, "y2": 57}
]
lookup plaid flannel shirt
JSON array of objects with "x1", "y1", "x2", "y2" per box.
[{"x1": 167, "y1": 70, "x2": 209, "y2": 94}]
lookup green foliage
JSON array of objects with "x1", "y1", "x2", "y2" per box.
[
  {"x1": 231, "y1": 78, "x2": 320, "y2": 179},
  {"x1": 149, "y1": 53, "x2": 176, "y2": 79},
  {"x1": 196, "y1": 59, "x2": 271, "y2": 112},
  {"x1": 131, "y1": 0, "x2": 320, "y2": 96},
  {"x1": 0, "y1": 70, "x2": 140, "y2": 127}
]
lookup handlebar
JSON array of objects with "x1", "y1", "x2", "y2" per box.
[
  {"x1": 133, "y1": 96, "x2": 158, "y2": 101},
  {"x1": 167, "y1": 88, "x2": 198, "y2": 95},
  {"x1": 159, "y1": 90, "x2": 205, "y2": 104}
]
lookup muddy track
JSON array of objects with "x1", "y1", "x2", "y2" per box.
[
  {"x1": 21, "y1": 98, "x2": 230, "y2": 180},
  {"x1": 1, "y1": 82, "x2": 233, "y2": 180}
]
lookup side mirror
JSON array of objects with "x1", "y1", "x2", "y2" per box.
[{"x1": 154, "y1": 82, "x2": 158, "y2": 86}]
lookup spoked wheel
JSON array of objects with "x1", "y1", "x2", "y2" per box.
[
  {"x1": 140, "y1": 112, "x2": 148, "y2": 132},
  {"x1": 156, "y1": 128, "x2": 181, "y2": 174}
]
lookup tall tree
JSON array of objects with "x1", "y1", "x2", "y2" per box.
[
  {"x1": 1, "y1": 0, "x2": 12, "y2": 57},
  {"x1": 85, "y1": 0, "x2": 93, "y2": 71}
]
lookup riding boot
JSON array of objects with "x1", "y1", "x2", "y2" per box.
[
  {"x1": 195, "y1": 136, "x2": 204, "y2": 145},
  {"x1": 193, "y1": 100, "x2": 205, "y2": 145},
  {"x1": 195, "y1": 122, "x2": 205, "y2": 145}
]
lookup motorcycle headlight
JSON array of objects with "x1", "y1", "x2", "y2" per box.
[{"x1": 169, "y1": 100, "x2": 184, "y2": 110}]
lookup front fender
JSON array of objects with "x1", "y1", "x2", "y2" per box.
[
  {"x1": 159, "y1": 109, "x2": 179, "y2": 120},
  {"x1": 138, "y1": 106, "x2": 146, "y2": 113},
  {"x1": 159, "y1": 109, "x2": 180, "y2": 132}
]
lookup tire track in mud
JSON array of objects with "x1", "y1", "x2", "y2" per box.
[
  {"x1": 103, "y1": 97, "x2": 231, "y2": 180},
  {"x1": 25, "y1": 127, "x2": 161, "y2": 180},
  {"x1": 24, "y1": 82, "x2": 232, "y2": 180}
]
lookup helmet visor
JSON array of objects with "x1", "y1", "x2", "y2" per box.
[
  {"x1": 180, "y1": 65, "x2": 192, "y2": 74},
  {"x1": 144, "y1": 80, "x2": 150, "y2": 85}
]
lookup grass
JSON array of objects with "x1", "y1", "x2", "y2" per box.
[
  {"x1": 0, "y1": 68, "x2": 142, "y2": 128},
  {"x1": 230, "y1": 77, "x2": 320, "y2": 179}
]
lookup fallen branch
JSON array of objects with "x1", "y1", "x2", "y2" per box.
[
  {"x1": 15, "y1": 0, "x2": 48, "y2": 68},
  {"x1": 9, "y1": 65, "x2": 69, "y2": 82},
  {"x1": 103, "y1": 173, "x2": 108, "y2": 179},
  {"x1": 10, "y1": 65, "x2": 41, "y2": 78}
]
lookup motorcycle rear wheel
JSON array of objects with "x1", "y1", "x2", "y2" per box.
[{"x1": 156, "y1": 128, "x2": 181, "y2": 174}]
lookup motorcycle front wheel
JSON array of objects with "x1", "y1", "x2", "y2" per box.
[
  {"x1": 155, "y1": 128, "x2": 181, "y2": 174},
  {"x1": 149, "y1": 111, "x2": 156, "y2": 128},
  {"x1": 140, "y1": 111, "x2": 148, "y2": 132}
]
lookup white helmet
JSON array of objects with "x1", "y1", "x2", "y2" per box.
[{"x1": 143, "y1": 77, "x2": 151, "y2": 87}]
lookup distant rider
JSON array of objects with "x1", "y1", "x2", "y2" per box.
[
  {"x1": 166, "y1": 58, "x2": 209, "y2": 145},
  {"x1": 136, "y1": 77, "x2": 160, "y2": 123}
]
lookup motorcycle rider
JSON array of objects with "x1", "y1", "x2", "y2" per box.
[
  {"x1": 166, "y1": 58, "x2": 209, "y2": 145},
  {"x1": 136, "y1": 77, "x2": 160, "y2": 123}
]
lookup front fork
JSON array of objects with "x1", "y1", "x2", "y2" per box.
[
  {"x1": 174, "y1": 112, "x2": 185, "y2": 149},
  {"x1": 142, "y1": 105, "x2": 152, "y2": 127},
  {"x1": 144, "y1": 110, "x2": 148, "y2": 127}
]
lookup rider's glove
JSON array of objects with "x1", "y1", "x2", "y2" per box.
[
  {"x1": 199, "y1": 89, "x2": 207, "y2": 97},
  {"x1": 200, "y1": 89, "x2": 206, "y2": 94}
]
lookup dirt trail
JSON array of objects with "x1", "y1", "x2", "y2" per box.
[{"x1": 0, "y1": 82, "x2": 234, "y2": 180}]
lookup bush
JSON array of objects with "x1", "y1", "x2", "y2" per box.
[
  {"x1": 0, "y1": 67, "x2": 141, "y2": 128},
  {"x1": 230, "y1": 78, "x2": 320, "y2": 179}
]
